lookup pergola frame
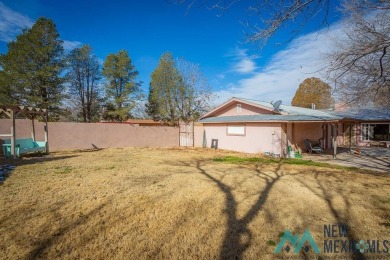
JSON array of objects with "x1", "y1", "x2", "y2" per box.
[{"x1": 0, "y1": 105, "x2": 48, "y2": 159}]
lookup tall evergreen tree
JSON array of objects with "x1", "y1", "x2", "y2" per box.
[
  {"x1": 0, "y1": 17, "x2": 65, "y2": 116},
  {"x1": 102, "y1": 50, "x2": 141, "y2": 122},
  {"x1": 145, "y1": 83, "x2": 160, "y2": 120},
  {"x1": 66, "y1": 45, "x2": 102, "y2": 122}
]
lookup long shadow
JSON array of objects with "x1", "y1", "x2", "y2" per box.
[
  {"x1": 192, "y1": 159, "x2": 284, "y2": 259},
  {"x1": 27, "y1": 198, "x2": 111, "y2": 259},
  {"x1": 335, "y1": 157, "x2": 390, "y2": 172},
  {"x1": 166, "y1": 157, "x2": 386, "y2": 259},
  {"x1": 0, "y1": 155, "x2": 79, "y2": 167},
  {"x1": 295, "y1": 172, "x2": 366, "y2": 260},
  {"x1": 0, "y1": 155, "x2": 79, "y2": 184}
]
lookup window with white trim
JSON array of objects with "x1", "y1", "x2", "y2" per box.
[
  {"x1": 362, "y1": 123, "x2": 390, "y2": 141},
  {"x1": 227, "y1": 125, "x2": 245, "y2": 136}
]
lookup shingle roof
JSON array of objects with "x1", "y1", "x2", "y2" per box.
[
  {"x1": 328, "y1": 108, "x2": 390, "y2": 121},
  {"x1": 238, "y1": 98, "x2": 337, "y2": 118},
  {"x1": 199, "y1": 97, "x2": 390, "y2": 123}
]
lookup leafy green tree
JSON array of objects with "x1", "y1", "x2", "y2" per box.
[
  {"x1": 0, "y1": 17, "x2": 65, "y2": 116},
  {"x1": 146, "y1": 52, "x2": 214, "y2": 125},
  {"x1": 291, "y1": 77, "x2": 334, "y2": 109},
  {"x1": 66, "y1": 45, "x2": 102, "y2": 122},
  {"x1": 102, "y1": 50, "x2": 141, "y2": 122}
]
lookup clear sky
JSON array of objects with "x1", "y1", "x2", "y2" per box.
[{"x1": 0, "y1": 0, "x2": 341, "y2": 105}]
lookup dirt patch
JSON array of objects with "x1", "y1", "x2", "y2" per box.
[{"x1": 0, "y1": 147, "x2": 389, "y2": 259}]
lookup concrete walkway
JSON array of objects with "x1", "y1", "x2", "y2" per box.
[{"x1": 303, "y1": 147, "x2": 390, "y2": 173}]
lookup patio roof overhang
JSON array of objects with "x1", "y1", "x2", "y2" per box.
[{"x1": 0, "y1": 105, "x2": 48, "y2": 118}]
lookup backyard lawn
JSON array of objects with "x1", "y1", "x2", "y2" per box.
[{"x1": 0, "y1": 147, "x2": 389, "y2": 259}]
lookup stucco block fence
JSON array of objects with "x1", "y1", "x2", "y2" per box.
[{"x1": 0, "y1": 119, "x2": 179, "y2": 153}]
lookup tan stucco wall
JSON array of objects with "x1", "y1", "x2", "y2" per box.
[
  {"x1": 0, "y1": 119, "x2": 178, "y2": 151},
  {"x1": 201, "y1": 123, "x2": 282, "y2": 154},
  {"x1": 194, "y1": 125, "x2": 204, "y2": 147},
  {"x1": 292, "y1": 122, "x2": 324, "y2": 150}
]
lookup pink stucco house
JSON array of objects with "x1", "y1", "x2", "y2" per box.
[{"x1": 196, "y1": 97, "x2": 390, "y2": 156}]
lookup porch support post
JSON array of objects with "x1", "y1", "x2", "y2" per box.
[
  {"x1": 10, "y1": 109, "x2": 16, "y2": 159},
  {"x1": 349, "y1": 123, "x2": 352, "y2": 153},
  {"x1": 31, "y1": 114, "x2": 36, "y2": 141},
  {"x1": 332, "y1": 124, "x2": 337, "y2": 159},
  {"x1": 44, "y1": 113, "x2": 49, "y2": 154}
]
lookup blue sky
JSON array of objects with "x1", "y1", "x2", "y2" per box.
[{"x1": 0, "y1": 0, "x2": 342, "y2": 105}]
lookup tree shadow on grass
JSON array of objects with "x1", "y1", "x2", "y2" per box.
[
  {"x1": 27, "y1": 198, "x2": 112, "y2": 259},
  {"x1": 294, "y1": 171, "x2": 367, "y2": 260},
  {"x1": 170, "y1": 157, "x2": 388, "y2": 260},
  {"x1": 172, "y1": 159, "x2": 287, "y2": 259},
  {"x1": 0, "y1": 155, "x2": 79, "y2": 167}
]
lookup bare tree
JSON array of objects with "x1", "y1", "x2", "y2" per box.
[
  {"x1": 178, "y1": 0, "x2": 390, "y2": 107},
  {"x1": 327, "y1": 3, "x2": 390, "y2": 106},
  {"x1": 66, "y1": 45, "x2": 102, "y2": 122},
  {"x1": 175, "y1": 58, "x2": 215, "y2": 122},
  {"x1": 177, "y1": 0, "x2": 332, "y2": 46},
  {"x1": 131, "y1": 100, "x2": 149, "y2": 119}
]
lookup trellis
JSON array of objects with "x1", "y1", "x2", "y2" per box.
[{"x1": 0, "y1": 105, "x2": 48, "y2": 159}]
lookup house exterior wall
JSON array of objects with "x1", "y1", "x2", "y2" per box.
[
  {"x1": 202, "y1": 122, "x2": 282, "y2": 154},
  {"x1": 292, "y1": 122, "x2": 324, "y2": 151},
  {"x1": 212, "y1": 102, "x2": 274, "y2": 117}
]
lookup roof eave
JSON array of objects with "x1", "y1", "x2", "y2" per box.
[{"x1": 200, "y1": 97, "x2": 278, "y2": 119}]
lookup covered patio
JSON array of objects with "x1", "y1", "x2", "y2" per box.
[{"x1": 304, "y1": 147, "x2": 390, "y2": 172}]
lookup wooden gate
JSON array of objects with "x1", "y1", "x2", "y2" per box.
[{"x1": 179, "y1": 121, "x2": 194, "y2": 147}]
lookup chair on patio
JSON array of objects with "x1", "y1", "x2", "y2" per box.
[{"x1": 304, "y1": 139, "x2": 323, "y2": 154}]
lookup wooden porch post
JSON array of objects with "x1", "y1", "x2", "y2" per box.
[
  {"x1": 10, "y1": 109, "x2": 16, "y2": 159},
  {"x1": 31, "y1": 115, "x2": 36, "y2": 141},
  {"x1": 44, "y1": 113, "x2": 49, "y2": 154},
  {"x1": 349, "y1": 123, "x2": 352, "y2": 152},
  {"x1": 332, "y1": 124, "x2": 337, "y2": 159}
]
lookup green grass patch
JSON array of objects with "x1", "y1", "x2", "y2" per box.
[
  {"x1": 213, "y1": 156, "x2": 360, "y2": 171},
  {"x1": 54, "y1": 166, "x2": 73, "y2": 174},
  {"x1": 266, "y1": 240, "x2": 276, "y2": 246}
]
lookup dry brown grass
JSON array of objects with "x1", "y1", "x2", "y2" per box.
[{"x1": 0, "y1": 147, "x2": 389, "y2": 259}]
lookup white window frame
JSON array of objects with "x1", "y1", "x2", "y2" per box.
[
  {"x1": 361, "y1": 124, "x2": 373, "y2": 141},
  {"x1": 226, "y1": 125, "x2": 246, "y2": 136},
  {"x1": 361, "y1": 123, "x2": 390, "y2": 142}
]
